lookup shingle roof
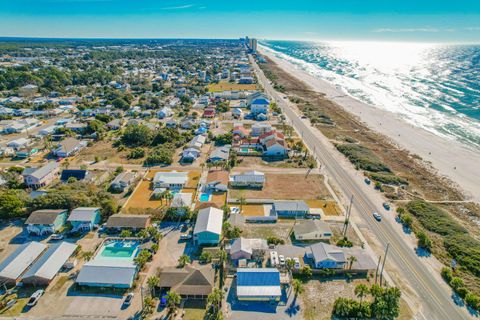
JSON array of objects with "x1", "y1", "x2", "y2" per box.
[
  {"x1": 230, "y1": 238, "x2": 268, "y2": 256},
  {"x1": 105, "y1": 214, "x2": 150, "y2": 229},
  {"x1": 231, "y1": 171, "x2": 265, "y2": 183},
  {"x1": 309, "y1": 242, "x2": 346, "y2": 264},
  {"x1": 25, "y1": 209, "x2": 67, "y2": 225},
  {"x1": 159, "y1": 265, "x2": 215, "y2": 296},
  {"x1": 293, "y1": 220, "x2": 332, "y2": 236}
]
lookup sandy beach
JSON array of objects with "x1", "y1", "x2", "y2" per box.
[{"x1": 260, "y1": 46, "x2": 480, "y2": 203}]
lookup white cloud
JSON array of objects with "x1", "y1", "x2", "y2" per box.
[
  {"x1": 465, "y1": 27, "x2": 480, "y2": 31},
  {"x1": 372, "y1": 28, "x2": 441, "y2": 33},
  {"x1": 161, "y1": 4, "x2": 195, "y2": 10}
]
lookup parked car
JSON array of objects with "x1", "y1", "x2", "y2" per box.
[
  {"x1": 123, "y1": 293, "x2": 134, "y2": 306},
  {"x1": 373, "y1": 212, "x2": 382, "y2": 221},
  {"x1": 50, "y1": 233, "x2": 64, "y2": 241},
  {"x1": 293, "y1": 257, "x2": 301, "y2": 269},
  {"x1": 279, "y1": 255, "x2": 286, "y2": 266},
  {"x1": 26, "y1": 290, "x2": 44, "y2": 307},
  {"x1": 301, "y1": 115, "x2": 308, "y2": 119},
  {"x1": 160, "y1": 294, "x2": 167, "y2": 307},
  {"x1": 383, "y1": 202, "x2": 391, "y2": 210},
  {"x1": 364, "y1": 178, "x2": 371, "y2": 185},
  {"x1": 180, "y1": 234, "x2": 192, "y2": 241},
  {"x1": 230, "y1": 207, "x2": 240, "y2": 214}
]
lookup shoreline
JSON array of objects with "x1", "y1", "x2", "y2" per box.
[{"x1": 260, "y1": 46, "x2": 480, "y2": 203}]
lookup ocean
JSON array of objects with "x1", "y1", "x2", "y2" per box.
[{"x1": 260, "y1": 40, "x2": 480, "y2": 149}]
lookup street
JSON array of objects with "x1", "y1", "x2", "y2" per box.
[{"x1": 251, "y1": 56, "x2": 469, "y2": 320}]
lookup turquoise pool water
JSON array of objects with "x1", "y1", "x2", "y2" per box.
[
  {"x1": 98, "y1": 240, "x2": 139, "y2": 260},
  {"x1": 199, "y1": 193, "x2": 211, "y2": 202}
]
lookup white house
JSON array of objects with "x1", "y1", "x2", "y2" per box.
[
  {"x1": 293, "y1": 220, "x2": 333, "y2": 241},
  {"x1": 229, "y1": 171, "x2": 265, "y2": 189},
  {"x1": 53, "y1": 138, "x2": 86, "y2": 158},
  {"x1": 23, "y1": 161, "x2": 59, "y2": 189},
  {"x1": 153, "y1": 171, "x2": 189, "y2": 189},
  {"x1": 7, "y1": 138, "x2": 31, "y2": 150},
  {"x1": 193, "y1": 206, "x2": 223, "y2": 246}
]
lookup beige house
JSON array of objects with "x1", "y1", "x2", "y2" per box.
[
  {"x1": 293, "y1": 220, "x2": 333, "y2": 241},
  {"x1": 23, "y1": 161, "x2": 59, "y2": 189}
]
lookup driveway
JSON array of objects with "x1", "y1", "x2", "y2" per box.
[
  {"x1": 225, "y1": 279, "x2": 302, "y2": 320},
  {"x1": 64, "y1": 294, "x2": 124, "y2": 318}
]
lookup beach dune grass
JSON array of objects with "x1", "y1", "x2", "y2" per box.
[{"x1": 335, "y1": 143, "x2": 391, "y2": 173}]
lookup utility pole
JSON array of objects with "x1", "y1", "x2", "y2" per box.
[
  {"x1": 374, "y1": 255, "x2": 382, "y2": 284},
  {"x1": 343, "y1": 195, "x2": 354, "y2": 237},
  {"x1": 379, "y1": 243, "x2": 390, "y2": 286}
]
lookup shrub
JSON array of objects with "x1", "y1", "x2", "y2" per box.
[
  {"x1": 367, "y1": 172, "x2": 408, "y2": 186},
  {"x1": 443, "y1": 233, "x2": 480, "y2": 277},
  {"x1": 406, "y1": 201, "x2": 466, "y2": 236},
  {"x1": 336, "y1": 143, "x2": 391, "y2": 173},
  {"x1": 465, "y1": 293, "x2": 480, "y2": 311},
  {"x1": 337, "y1": 237, "x2": 353, "y2": 247},
  {"x1": 441, "y1": 267, "x2": 453, "y2": 283},
  {"x1": 128, "y1": 147, "x2": 145, "y2": 159},
  {"x1": 416, "y1": 231, "x2": 432, "y2": 251},
  {"x1": 267, "y1": 236, "x2": 285, "y2": 245}
]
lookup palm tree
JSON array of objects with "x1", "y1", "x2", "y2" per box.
[
  {"x1": 166, "y1": 291, "x2": 181, "y2": 312},
  {"x1": 178, "y1": 254, "x2": 191, "y2": 267},
  {"x1": 355, "y1": 283, "x2": 369, "y2": 304},
  {"x1": 82, "y1": 251, "x2": 93, "y2": 261},
  {"x1": 147, "y1": 276, "x2": 160, "y2": 296},
  {"x1": 142, "y1": 296, "x2": 156, "y2": 316},
  {"x1": 237, "y1": 197, "x2": 246, "y2": 214},
  {"x1": 207, "y1": 288, "x2": 224, "y2": 315},
  {"x1": 347, "y1": 255, "x2": 357, "y2": 270},
  {"x1": 164, "y1": 190, "x2": 173, "y2": 205},
  {"x1": 291, "y1": 279, "x2": 304, "y2": 297}
]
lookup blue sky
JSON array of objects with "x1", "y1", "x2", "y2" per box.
[{"x1": 1, "y1": 0, "x2": 480, "y2": 43}]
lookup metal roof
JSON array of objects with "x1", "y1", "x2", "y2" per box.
[
  {"x1": 230, "y1": 238, "x2": 268, "y2": 256},
  {"x1": 76, "y1": 260, "x2": 137, "y2": 286},
  {"x1": 0, "y1": 241, "x2": 47, "y2": 281},
  {"x1": 193, "y1": 207, "x2": 223, "y2": 236},
  {"x1": 26, "y1": 161, "x2": 58, "y2": 180},
  {"x1": 293, "y1": 220, "x2": 332, "y2": 236},
  {"x1": 236, "y1": 268, "x2": 281, "y2": 297},
  {"x1": 153, "y1": 171, "x2": 188, "y2": 185},
  {"x1": 273, "y1": 200, "x2": 309, "y2": 212},
  {"x1": 68, "y1": 207, "x2": 100, "y2": 222},
  {"x1": 22, "y1": 242, "x2": 77, "y2": 282},
  {"x1": 309, "y1": 242, "x2": 346, "y2": 264}
]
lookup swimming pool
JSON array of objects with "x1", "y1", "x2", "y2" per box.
[
  {"x1": 199, "y1": 193, "x2": 211, "y2": 202},
  {"x1": 98, "y1": 240, "x2": 139, "y2": 260}
]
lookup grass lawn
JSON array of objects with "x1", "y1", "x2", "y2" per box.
[
  {"x1": 0, "y1": 298, "x2": 29, "y2": 317},
  {"x1": 183, "y1": 299, "x2": 206, "y2": 320}
]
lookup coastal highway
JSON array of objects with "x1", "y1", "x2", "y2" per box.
[{"x1": 251, "y1": 56, "x2": 468, "y2": 320}]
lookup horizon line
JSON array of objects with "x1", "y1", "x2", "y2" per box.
[{"x1": 0, "y1": 36, "x2": 479, "y2": 45}]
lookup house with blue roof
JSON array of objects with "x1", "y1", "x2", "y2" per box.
[
  {"x1": 248, "y1": 93, "x2": 270, "y2": 116},
  {"x1": 236, "y1": 268, "x2": 282, "y2": 302}
]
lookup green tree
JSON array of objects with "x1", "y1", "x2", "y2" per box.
[
  {"x1": 122, "y1": 124, "x2": 153, "y2": 147},
  {"x1": 291, "y1": 279, "x2": 304, "y2": 297},
  {"x1": 207, "y1": 288, "x2": 224, "y2": 317},
  {"x1": 465, "y1": 293, "x2": 480, "y2": 311},
  {"x1": 417, "y1": 231, "x2": 432, "y2": 251},
  {"x1": 355, "y1": 284, "x2": 370, "y2": 304},
  {"x1": 200, "y1": 251, "x2": 213, "y2": 264},
  {"x1": 166, "y1": 291, "x2": 181, "y2": 311},
  {"x1": 0, "y1": 189, "x2": 28, "y2": 219},
  {"x1": 300, "y1": 265, "x2": 312, "y2": 278},
  {"x1": 449, "y1": 277, "x2": 464, "y2": 291},
  {"x1": 120, "y1": 229, "x2": 133, "y2": 238},
  {"x1": 147, "y1": 276, "x2": 160, "y2": 296},
  {"x1": 178, "y1": 254, "x2": 191, "y2": 267},
  {"x1": 347, "y1": 255, "x2": 357, "y2": 269}
]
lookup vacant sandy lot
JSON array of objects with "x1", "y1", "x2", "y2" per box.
[
  {"x1": 123, "y1": 169, "x2": 200, "y2": 211},
  {"x1": 207, "y1": 83, "x2": 257, "y2": 92},
  {"x1": 229, "y1": 173, "x2": 330, "y2": 200}
]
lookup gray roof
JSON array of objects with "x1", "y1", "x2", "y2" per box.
[
  {"x1": 231, "y1": 171, "x2": 265, "y2": 183},
  {"x1": 209, "y1": 145, "x2": 231, "y2": 161},
  {"x1": 0, "y1": 241, "x2": 47, "y2": 281},
  {"x1": 309, "y1": 242, "x2": 346, "y2": 264},
  {"x1": 170, "y1": 193, "x2": 192, "y2": 208},
  {"x1": 106, "y1": 214, "x2": 150, "y2": 229},
  {"x1": 24, "y1": 161, "x2": 58, "y2": 180},
  {"x1": 68, "y1": 207, "x2": 100, "y2": 222},
  {"x1": 293, "y1": 220, "x2": 332, "y2": 236},
  {"x1": 25, "y1": 209, "x2": 67, "y2": 225},
  {"x1": 56, "y1": 138, "x2": 83, "y2": 154},
  {"x1": 22, "y1": 242, "x2": 77, "y2": 282},
  {"x1": 273, "y1": 201, "x2": 309, "y2": 212},
  {"x1": 193, "y1": 207, "x2": 223, "y2": 235},
  {"x1": 76, "y1": 260, "x2": 137, "y2": 286},
  {"x1": 230, "y1": 238, "x2": 268, "y2": 256},
  {"x1": 159, "y1": 265, "x2": 215, "y2": 296},
  {"x1": 111, "y1": 172, "x2": 135, "y2": 186}
]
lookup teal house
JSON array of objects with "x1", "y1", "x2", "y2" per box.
[
  {"x1": 67, "y1": 207, "x2": 102, "y2": 232},
  {"x1": 193, "y1": 207, "x2": 223, "y2": 246},
  {"x1": 25, "y1": 209, "x2": 68, "y2": 235}
]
